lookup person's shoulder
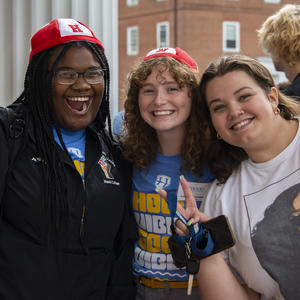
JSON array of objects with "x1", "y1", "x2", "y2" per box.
[
  {"x1": 284, "y1": 74, "x2": 300, "y2": 98},
  {"x1": 199, "y1": 166, "x2": 216, "y2": 182},
  {"x1": 94, "y1": 128, "x2": 115, "y2": 144},
  {"x1": 114, "y1": 110, "x2": 124, "y2": 120},
  {"x1": 0, "y1": 105, "x2": 23, "y2": 147},
  {"x1": 0, "y1": 108, "x2": 9, "y2": 140},
  {"x1": 0, "y1": 106, "x2": 9, "y2": 119},
  {"x1": 0, "y1": 106, "x2": 12, "y2": 133},
  {"x1": 202, "y1": 173, "x2": 241, "y2": 218},
  {"x1": 98, "y1": 128, "x2": 125, "y2": 155},
  {"x1": 99, "y1": 129, "x2": 132, "y2": 172},
  {"x1": 205, "y1": 169, "x2": 241, "y2": 201}
]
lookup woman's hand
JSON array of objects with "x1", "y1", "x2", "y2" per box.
[{"x1": 158, "y1": 176, "x2": 211, "y2": 235}]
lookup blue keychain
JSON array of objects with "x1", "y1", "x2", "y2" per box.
[{"x1": 167, "y1": 190, "x2": 214, "y2": 259}]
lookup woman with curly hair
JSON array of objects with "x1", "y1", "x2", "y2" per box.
[
  {"x1": 258, "y1": 4, "x2": 300, "y2": 99},
  {"x1": 122, "y1": 47, "x2": 215, "y2": 299}
]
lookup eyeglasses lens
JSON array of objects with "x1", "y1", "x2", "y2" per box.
[{"x1": 55, "y1": 68, "x2": 104, "y2": 85}]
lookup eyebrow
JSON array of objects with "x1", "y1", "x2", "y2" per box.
[
  {"x1": 161, "y1": 80, "x2": 177, "y2": 85},
  {"x1": 55, "y1": 66, "x2": 101, "y2": 71},
  {"x1": 141, "y1": 80, "x2": 177, "y2": 88},
  {"x1": 140, "y1": 83, "x2": 153, "y2": 88},
  {"x1": 208, "y1": 86, "x2": 253, "y2": 107}
]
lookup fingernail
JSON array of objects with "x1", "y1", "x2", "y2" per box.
[
  {"x1": 187, "y1": 219, "x2": 193, "y2": 226},
  {"x1": 180, "y1": 175, "x2": 184, "y2": 180},
  {"x1": 155, "y1": 187, "x2": 161, "y2": 193}
]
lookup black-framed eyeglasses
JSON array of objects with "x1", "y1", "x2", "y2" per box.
[{"x1": 54, "y1": 67, "x2": 105, "y2": 85}]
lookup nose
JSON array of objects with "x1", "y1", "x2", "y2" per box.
[
  {"x1": 228, "y1": 103, "x2": 244, "y2": 119},
  {"x1": 72, "y1": 74, "x2": 91, "y2": 90},
  {"x1": 153, "y1": 88, "x2": 167, "y2": 106}
]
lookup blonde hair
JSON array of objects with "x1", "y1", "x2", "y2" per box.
[{"x1": 258, "y1": 4, "x2": 300, "y2": 64}]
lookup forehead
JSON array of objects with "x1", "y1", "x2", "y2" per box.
[
  {"x1": 144, "y1": 66, "x2": 176, "y2": 84},
  {"x1": 49, "y1": 45, "x2": 99, "y2": 69},
  {"x1": 206, "y1": 70, "x2": 258, "y2": 95}
]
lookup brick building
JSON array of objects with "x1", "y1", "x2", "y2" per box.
[{"x1": 118, "y1": 0, "x2": 292, "y2": 110}]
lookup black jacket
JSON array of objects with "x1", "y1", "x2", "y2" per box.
[
  {"x1": 284, "y1": 72, "x2": 300, "y2": 101},
  {"x1": 0, "y1": 106, "x2": 137, "y2": 300}
]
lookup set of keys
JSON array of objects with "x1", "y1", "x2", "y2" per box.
[
  {"x1": 165, "y1": 190, "x2": 215, "y2": 296},
  {"x1": 185, "y1": 237, "x2": 200, "y2": 295},
  {"x1": 169, "y1": 213, "x2": 235, "y2": 296}
]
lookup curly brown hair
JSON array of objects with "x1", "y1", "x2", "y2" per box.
[
  {"x1": 122, "y1": 56, "x2": 209, "y2": 176},
  {"x1": 199, "y1": 54, "x2": 300, "y2": 183}
]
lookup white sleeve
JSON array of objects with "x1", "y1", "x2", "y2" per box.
[
  {"x1": 200, "y1": 179, "x2": 223, "y2": 218},
  {"x1": 200, "y1": 180, "x2": 246, "y2": 285}
]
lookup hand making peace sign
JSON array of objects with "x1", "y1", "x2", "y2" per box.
[{"x1": 158, "y1": 175, "x2": 211, "y2": 235}]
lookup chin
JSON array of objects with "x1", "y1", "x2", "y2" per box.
[
  {"x1": 63, "y1": 122, "x2": 88, "y2": 131},
  {"x1": 68, "y1": 116, "x2": 94, "y2": 131}
]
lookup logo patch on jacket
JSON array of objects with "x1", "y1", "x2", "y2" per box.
[{"x1": 98, "y1": 152, "x2": 114, "y2": 179}]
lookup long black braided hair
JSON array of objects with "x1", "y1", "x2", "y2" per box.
[{"x1": 11, "y1": 41, "x2": 112, "y2": 246}]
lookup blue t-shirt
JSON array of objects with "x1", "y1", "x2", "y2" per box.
[
  {"x1": 53, "y1": 127, "x2": 86, "y2": 182},
  {"x1": 113, "y1": 110, "x2": 125, "y2": 135},
  {"x1": 132, "y1": 152, "x2": 215, "y2": 281}
]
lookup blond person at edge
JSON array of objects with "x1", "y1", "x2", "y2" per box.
[
  {"x1": 122, "y1": 48, "x2": 215, "y2": 299},
  {"x1": 258, "y1": 4, "x2": 300, "y2": 99},
  {"x1": 159, "y1": 55, "x2": 300, "y2": 300}
]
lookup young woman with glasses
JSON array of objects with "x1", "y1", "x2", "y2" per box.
[{"x1": 0, "y1": 18, "x2": 136, "y2": 300}]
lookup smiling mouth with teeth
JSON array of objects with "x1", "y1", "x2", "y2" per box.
[
  {"x1": 231, "y1": 118, "x2": 253, "y2": 130},
  {"x1": 67, "y1": 96, "x2": 90, "y2": 112},
  {"x1": 153, "y1": 110, "x2": 173, "y2": 116}
]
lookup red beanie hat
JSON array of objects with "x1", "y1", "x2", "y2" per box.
[
  {"x1": 143, "y1": 47, "x2": 198, "y2": 71},
  {"x1": 29, "y1": 18, "x2": 104, "y2": 60}
]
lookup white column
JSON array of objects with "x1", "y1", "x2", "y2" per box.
[
  {"x1": 12, "y1": 0, "x2": 30, "y2": 101},
  {"x1": 100, "y1": 0, "x2": 119, "y2": 118},
  {"x1": 89, "y1": 0, "x2": 119, "y2": 119},
  {"x1": 71, "y1": 0, "x2": 88, "y2": 24},
  {"x1": 30, "y1": 0, "x2": 51, "y2": 35},
  {"x1": 88, "y1": 0, "x2": 103, "y2": 37},
  {"x1": 0, "y1": 0, "x2": 12, "y2": 105},
  {"x1": 52, "y1": 0, "x2": 71, "y2": 19}
]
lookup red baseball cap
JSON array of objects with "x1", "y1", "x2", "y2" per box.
[
  {"x1": 143, "y1": 47, "x2": 198, "y2": 71},
  {"x1": 29, "y1": 18, "x2": 104, "y2": 60}
]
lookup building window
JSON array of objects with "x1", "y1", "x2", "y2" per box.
[
  {"x1": 156, "y1": 0, "x2": 168, "y2": 2},
  {"x1": 127, "y1": 26, "x2": 139, "y2": 56},
  {"x1": 157, "y1": 22, "x2": 170, "y2": 48},
  {"x1": 127, "y1": 0, "x2": 138, "y2": 6},
  {"x1": 264, "y1": 0, "x2": 280, "y2": 3},
  {"x1": 223, "y1": 21, "x2": 240, "y2": 52}
]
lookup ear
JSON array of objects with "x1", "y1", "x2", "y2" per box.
[{"x1": 268, "y1": 87, "x2": 279, "y2": 109}]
